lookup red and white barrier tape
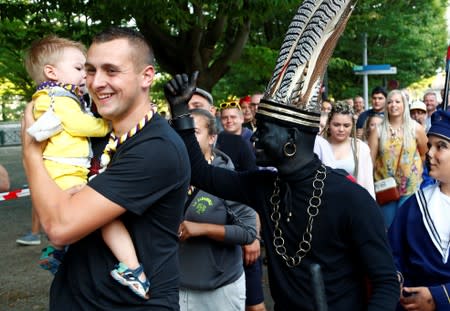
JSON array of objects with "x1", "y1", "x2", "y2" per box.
[{"x1": 0, "y1": 188, "x2": 30, "y2": 201}]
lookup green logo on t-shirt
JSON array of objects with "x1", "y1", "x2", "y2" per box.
[{"x1": 193, "y1": 196, "x2": 213, "y2": 214}]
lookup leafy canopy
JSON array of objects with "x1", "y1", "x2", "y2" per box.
[{"x1": 0, "y1": 0, "x2": 448, "y2": 120}]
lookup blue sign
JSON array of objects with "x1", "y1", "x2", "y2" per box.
[{"x1": 353, "y1": 64, "x2": 397, "y2": 75}]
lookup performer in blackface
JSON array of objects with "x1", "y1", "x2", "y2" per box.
[{"x1": 165, "y1": 1, "x2": 399, "y2": 310}]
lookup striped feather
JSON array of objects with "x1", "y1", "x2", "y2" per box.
[
  {"x1": 267, "y1": 0, "x2": 320, "y2": 97},
  {"x1": 265, "y1": 0, "x2": 356, "y2": 112}
]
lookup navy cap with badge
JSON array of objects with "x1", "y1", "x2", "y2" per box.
[{"x1": 428, "y1": 110, "x2": 450, "y2": 141}]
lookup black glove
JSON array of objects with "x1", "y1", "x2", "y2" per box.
[{"x1": 164, "y1": 71, "x2": 199, "y2": 119}]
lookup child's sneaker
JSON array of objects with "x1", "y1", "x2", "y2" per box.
[
  {"x1": 110, "y1": 262, "x2": 150, "y2": 299},
  {"x1": 39, "y1": 246, "x2": 65, "y2": 275},
  {"x1": 16, "y1": 232, "x2": 41, "y2": 245}
]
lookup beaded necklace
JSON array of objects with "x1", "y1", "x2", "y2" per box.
[
  {"x1": 37, "y1": 81, "x2": 86, "y2": 108},
  {"x1": 98, "y1": 110, "x2": 154, "y2": 174}
]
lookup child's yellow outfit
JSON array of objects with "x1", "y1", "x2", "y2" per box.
[{"x1": 30, "y1": 83, "x2": 110, "y2": 190}]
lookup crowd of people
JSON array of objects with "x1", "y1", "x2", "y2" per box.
[
  {"x1": 16, "y1": 25, "x2": 450, "y2": 311},
  {"x1": 316, "y1": 87, "x2": 450, "y2": 310},
  {"x1": 320, "y1": 86, "x2": 443, "y2": 228}
]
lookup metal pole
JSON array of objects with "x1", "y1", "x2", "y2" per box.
[
  {"x1": 363, "y1": 33, "x2": 369, "y2": 110},
  {"x1": 443, "y1": 46, "x2": 450, "y2": 111}
]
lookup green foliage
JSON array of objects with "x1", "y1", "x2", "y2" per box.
[
  {"x1": 213, "y1": 45, "x2": 277, "y2": 104},
  {"x1": 0, "y1": 82, "x2": 26, "y2": 121},
  {"x1": 0, "y1": 0, "x2": 448, "y2": 120},
  {"x1": 151, "y1": 72, "x2": 172, "y2": 113},
  {"x1": 331, "y1": 0, "x2": 448, "y2": 99}
]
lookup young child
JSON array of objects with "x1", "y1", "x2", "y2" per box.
[
  {"x1": 362, "y1": 113, "x2": 383, "y2": 142},
  {"x1": 24, "y1": 35, "x2": 150, "y2": 299}
]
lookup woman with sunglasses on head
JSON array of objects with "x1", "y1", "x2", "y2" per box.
[
  {"x1": 368, "y1": 89, "x2": 428, "y2": 229},
  {"x1": 178, "y1": 108, "x2": 257, "y2": 311},
  {"x1": 322, "y1": 102, "x2": 375, "y2": 198},
  {"x1": 388, "y1": 110, "x2": 450, "y2": 311}
]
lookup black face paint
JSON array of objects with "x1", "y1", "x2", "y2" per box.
[{"x1": 253, "y1": 119, "x2": 290, "y2": 167}]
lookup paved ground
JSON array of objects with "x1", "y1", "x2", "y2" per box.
[
  {"x1": 0, "y1": 146, "x2": 52, "y2": 310},
  {"x1": 0, "y1": 146, "x2": 274, "y2": 310}
]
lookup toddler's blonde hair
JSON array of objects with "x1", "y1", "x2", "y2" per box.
[{"x1": 24, "y1": 35, "x2": 86, "y2": 84}]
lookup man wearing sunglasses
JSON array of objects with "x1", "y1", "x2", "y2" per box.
[{"x1": 219, "y1": 99, "x2": 254, "y2": 151}]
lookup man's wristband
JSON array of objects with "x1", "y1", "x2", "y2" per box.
[{"x1": 169, "y1": 114, "x2": 195, "y2": 131}]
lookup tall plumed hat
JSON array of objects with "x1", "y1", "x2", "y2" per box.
[{"x1": 257, "y1": 0, "x2": 357, "y2": 133}]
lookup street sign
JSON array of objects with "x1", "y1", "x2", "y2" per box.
[{"x1": 353, "y1": 64, "x2": 397, "y2": 75}]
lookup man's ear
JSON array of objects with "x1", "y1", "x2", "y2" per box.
[
  {"x1": 43, "y1": 64, "x2": 57, "y2": 81},
  {"x1": 142, "y1": 65, "x2": 155, "y2": 88}
]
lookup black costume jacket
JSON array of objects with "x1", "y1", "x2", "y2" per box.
[{"x1": 180, "y1": 130, "x2": 399, "y2": 311}]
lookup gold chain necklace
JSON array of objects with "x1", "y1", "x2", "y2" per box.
[{"x1": 270, "y1": 164, "x2": 327, "y2": 268}]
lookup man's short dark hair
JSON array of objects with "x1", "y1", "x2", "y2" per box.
[
  {"x1": 371, "y1": 86, "x2": 387, "y2": 98},
  {"x1": 92, "y1": 27, "x2": 155, "y2": 67}
]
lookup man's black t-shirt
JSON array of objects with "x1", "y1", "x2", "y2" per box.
[{"x1": 50, "y1": 114, "x2": 190, "y2": 310}]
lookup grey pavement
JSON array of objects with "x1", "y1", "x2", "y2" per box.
[{"x1": 0, "y1": 146, "x2": 52, "y2": 310}]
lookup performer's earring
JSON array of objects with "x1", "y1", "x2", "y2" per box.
[{"x1": 283, "y1": 141, "x2": 296, "y2": 157}]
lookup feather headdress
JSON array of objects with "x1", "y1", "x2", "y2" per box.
[{"x1": 257, "y1": 0, "x2": 357, "y2": 132}]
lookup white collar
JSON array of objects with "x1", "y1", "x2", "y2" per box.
[{"x1": 417, "y1": 183, "x2": 450, "y2": 263}]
